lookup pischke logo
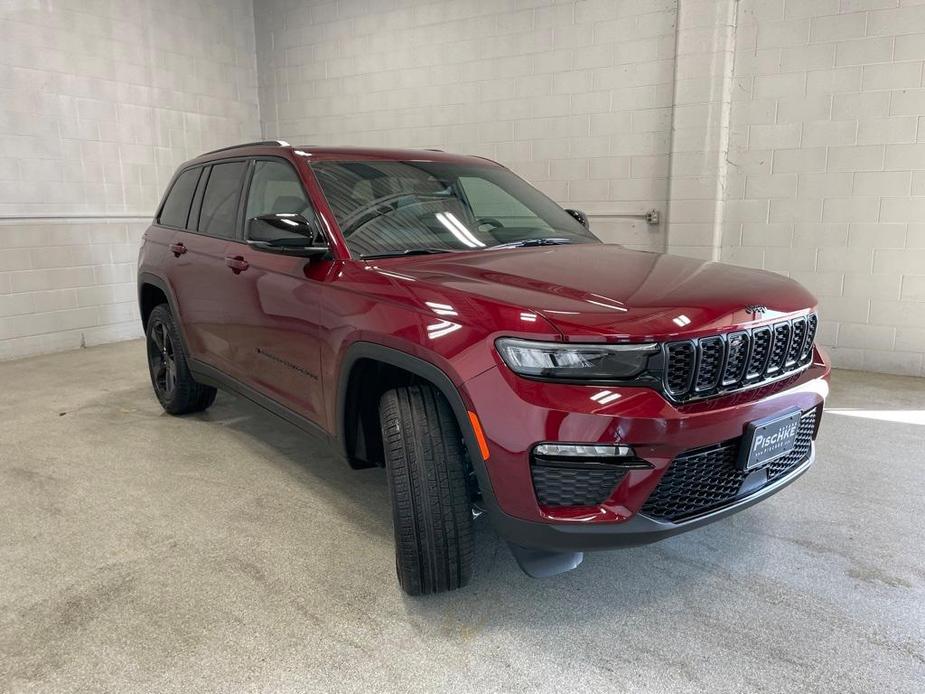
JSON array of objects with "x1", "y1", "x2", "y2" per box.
[{"x1": 753, "y1": 421, "x2": 798, "y2": 452}]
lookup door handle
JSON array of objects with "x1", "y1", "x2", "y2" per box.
[
  {"x1": 169, "y1": 242, "x2": 187, "y2": 257},
  {"x1": 225, "y1": 255, "x2": 249, "y2": 273}
]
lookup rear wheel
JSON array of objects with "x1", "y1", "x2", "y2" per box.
[
  {"x1": 145, "y1": 304, "x2": 216, "y2": 415},
  {"x1": 379, "y1": 385, "x2": 474, "y2": 595}
]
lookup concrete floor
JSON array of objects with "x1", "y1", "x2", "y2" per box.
[{"x1": 0, "y1": 341, "x2": 923, "y2": 693}]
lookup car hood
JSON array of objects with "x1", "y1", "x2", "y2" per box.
[{"x1": 386, "y1": 244, "x2": 817, "y2": 340}]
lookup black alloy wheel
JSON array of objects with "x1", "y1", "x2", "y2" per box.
[
  {"x1": 148, "y1": 318, "x2": 177, "y2": 400},
  {"x1": 144, "y1": 303, "x2": 216, "y2": 415}
]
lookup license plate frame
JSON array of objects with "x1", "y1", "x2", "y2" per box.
[{"x1": 738, "y1": 407, "x2": 802, "y2": 472}]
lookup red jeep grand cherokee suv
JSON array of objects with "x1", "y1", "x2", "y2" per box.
[{"x1": 138, "y1": 141, "x2": 829, "y2": 595}]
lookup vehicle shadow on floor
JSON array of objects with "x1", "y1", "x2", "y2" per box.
[
  {"x1": 191, "y1": 391, "x2": 778, "y2": 621},
  {"x1": 197, "y1": 391, "x2": 396, "y2": 543}
]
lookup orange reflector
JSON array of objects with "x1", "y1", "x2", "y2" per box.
[{"x1": 467, "y1": 410, "x2": 490, "y2": 461}]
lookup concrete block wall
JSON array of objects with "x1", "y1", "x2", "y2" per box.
[
  {"x1": 253, "y1": 0, "x2": 923, "y2": 375},
  {"x1": 2, "y1": 0, "x2": 923, "y2": 375},
  {"x1": 253, "y1": 0, "x2": 677, "y2": 251},
  {"x1": 724, "y1": 0, "x2": 925, "y2": 376},
  {"x1": 666, "y1": 0, "x2": 738, "y2": 259},
  {"x1": 0, "y1": 0, "x2": 260, "y2": 360},
  {"x1": 0, "y1": 219, "x2": 148, "y2": 358}
]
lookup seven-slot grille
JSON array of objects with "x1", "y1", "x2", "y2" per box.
[
  {"x1": 641, "y1": 408, "x2": 818, "y2": 522},
  {"x1": 663, "y1": 314, "x2": 817, "y2": 401}
]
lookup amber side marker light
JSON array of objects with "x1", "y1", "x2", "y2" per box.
[{"x1": 467, "y1": 411, "x2": 490, "y2": 460}]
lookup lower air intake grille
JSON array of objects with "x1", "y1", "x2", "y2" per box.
[
  {"x1": 531, "y1": 465, "x2": 626, "y2": 507},
  {"x1": 641, "y1": 408, "x2": 818, "y2": 522},
  {"x1": 766, "y1": 411, "x2": 816, "y2": 481}
]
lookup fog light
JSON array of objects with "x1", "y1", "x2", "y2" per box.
[{"x1": 534, "y1": 443, "x2": 635, "y2": 458}]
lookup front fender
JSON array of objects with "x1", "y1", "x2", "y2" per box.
[{"x1": 334, "y1": 341, "x2": 500, "y2": 514}]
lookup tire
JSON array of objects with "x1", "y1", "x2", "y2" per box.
[
  {"x1": 145, "y1": 303, "x2": 217, "y2": 415},
  {"x1": 379, "y1": 385, "x2": 474, "y2": 595}
]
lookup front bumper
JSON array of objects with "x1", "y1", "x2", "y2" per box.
[
  {"x1": 462, "y1": 353, "x2": 829, "y2": 551},
  {"x1": 490, "y1": 445, "x2": 815, "y2": 552}
]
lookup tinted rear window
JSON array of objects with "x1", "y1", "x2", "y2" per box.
[
  {"x1": 158, "y1": 167, "x2": 201, "y2": 228},
  {"x1": 198, "y1": 162, "x2": 247, "y2": 238}
]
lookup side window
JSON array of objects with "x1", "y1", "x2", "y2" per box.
[
  {"x1": 245, "y1": 160, "x2": 312, "y2": 219},
  {"x1": 158, "y1": 167, "x2": 201, "y2": 228},
  {"x1": 458, "y1": 176, "x2": 553, "y2": 231},
  {"x1": 197, "y1": 161, "x2": 247, "y2": 238}
]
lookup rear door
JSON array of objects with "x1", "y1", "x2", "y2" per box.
[
  {"x1": 150, "y1": 165, "x2": 201, "y2": 284},
  {"x1": 221, "y1": 157, "x2": 328, "y2": 424},
  {"x1": 168, "y1": 159, "x2": 248, "y2": 376}
]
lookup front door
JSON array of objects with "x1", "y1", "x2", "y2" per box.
[{"x1": 222, "y1": 158, "x2": 328, "y2": 425}]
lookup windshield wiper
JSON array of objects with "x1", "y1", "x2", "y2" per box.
[
  {"x1": 488, "y1": 237, "x2": 573, "y2": 250},
  {"x1": 361, "y1": 247, "x2": 455, "y2": 260}
]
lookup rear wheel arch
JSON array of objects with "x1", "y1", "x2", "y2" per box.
[
  {"x1": 139, "y1": 282, "x2": 168, "y2": 329},
  {"x1": 138, "y1": 273, "x2": 192, "y2": 355}
]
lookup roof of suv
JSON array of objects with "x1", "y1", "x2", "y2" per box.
[{"x1": 191, "y1": 140, "x2": 496, "y2": 165}]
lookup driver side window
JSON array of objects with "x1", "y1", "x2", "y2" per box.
[{"x1": 246, "y1": 160, "x2": 313, "y2": 226}]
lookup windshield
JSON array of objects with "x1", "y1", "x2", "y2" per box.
[{"x1": 311, "y1": 160, "x2": 600, "y2": 258}]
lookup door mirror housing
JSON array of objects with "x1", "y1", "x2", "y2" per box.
[
  {"x1": 564, "y1": 208, "x2": 589, "y2": 229},
  {"x1": 246, "y1": 213, "x2": 329, "y2": 258}
]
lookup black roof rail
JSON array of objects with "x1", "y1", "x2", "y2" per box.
[{"x1": 200, "y1": 140, "x2": 290, "y2": 156}]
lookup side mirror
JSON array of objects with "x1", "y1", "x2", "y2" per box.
[
  {"x1": 564, "y1": 208, "x2": 589, "y2": 229},
  {"x1": 246, "y1": 213, "x2": 328, "y2": 258}
]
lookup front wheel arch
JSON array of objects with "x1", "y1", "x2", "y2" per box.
[{"x1": 336, "y1": 342, "x2": 496, "y2": 505}]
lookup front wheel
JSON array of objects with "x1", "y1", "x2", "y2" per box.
[
  {"x1": 379, "y1": 385, "x2": 474, "y2": 595},
  {"x1": 145, "y1": 304, "x2": 216, "y2": 415}
]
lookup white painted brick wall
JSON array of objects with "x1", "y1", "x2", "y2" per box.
[
  {"x1": 723, "y1": 0, "x2": 925, "y2": 376},
  {"x1": 0, "y1": 219, "x2": 147, "y2": 359},
  {"x1": 3, "y1": 0, "x2": 923, "y2": 376},
  {"x1": 0, "y1": 0, "x2": 260, "y2": 360},
  {"x1": 664, "y1": 0, "x2": 739, "y2": 260},
  {"x1": 253, "y1": 0, "x2": 677, "y2": 252}
]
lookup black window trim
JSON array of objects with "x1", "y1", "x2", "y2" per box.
[
  {"x1": 181, "y1": 156, "x2": 250, "y2": 242},
  {"x1": 156, "y1": 155, "x2": 327, "y2": 246},
  {"x1": 235, "y1": 160, "x2": 253, "y2": 242},
  {"x1": 188, "y1": 164, "x2": 210, "y2": 233},
  {"x1": 239, "y1": 155, "x2": 327, "y2": 246},
  {"x1": 155, "y1": 165, "x2": 203, "y2": 232}
]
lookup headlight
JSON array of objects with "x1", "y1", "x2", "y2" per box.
[{"x1": 495, "y1": 338, "x2": 658, "y2": 380}]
